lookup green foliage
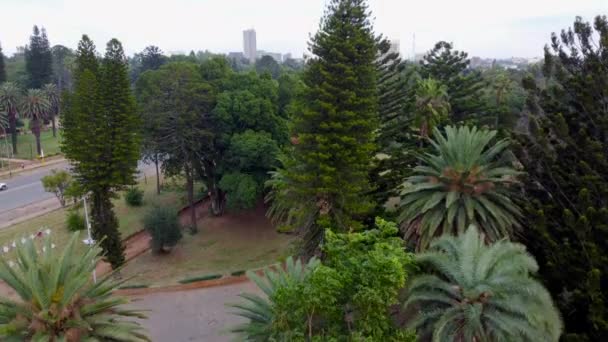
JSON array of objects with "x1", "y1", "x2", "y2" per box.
[
  {"x1": 0, "y1": 233, "x2": 149, "y2": 341},
  {"x1": 413, "y1": 78, "x2": 450, "y2": 139},
  {"x1": 178, "y1": 274, "x2": 222, "y2": 284},
  {"x1": 231, "y1": 218, "x2": 416, "y2": 341},
  {"x1": 219, "y1": 172, "x2": 261, "y2": 210},
  {"x1": 404, "y1": 225, "x2": 562, "y2": 341},
  {"x1": 20, "y1": 89, "x2": 50, "y2": 156},
  {"x1": 62, "y1": 35, "x2": 141, "y2": 268},
  {"x1": 0, "y1": 44, "x2": 6, "y2": 83},
  {"x1": 420, "y1": 41, "x2": 486, "y2": 123},
  {"x1": 398, "y1": 125, "x2": 522, "y2": 250},
  {"x1": 24, "y1": 25, "x2": 53, "y2": 89},
  {"x1": 124, "y1": 186, "x2": 144, "y2": 207},
  {"x1": 143, "y1": 206, "x2": 183, "y2": 253},
  {"x1": 0, "y1": 82, "x2": 21, "y2": 154},
  {"x1": 514, "y1": 15, "x2": 608, "y2": 340},
  {"x1": 255, "y1": 55, "x2": 281, "y2": 79},
  {"x1": 40, "y1": 169, "x2": 73, "y2": 206},
  {"x1": 43, "y1": 83, "x2": 60, "y2": 136},
  {"x1": 269, "y1": 0, "x2": 379, "y2": 251},
  {"x1": 65, "y1": 209, "x2": 86, "y2": 232}
]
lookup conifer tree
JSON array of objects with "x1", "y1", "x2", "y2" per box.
[
  {"x1": 268, "y1": 0, "x2": 378, "y2": 250},
  {"x1": 514, "y1": 15, "x2": 608, "y2": 340},
  {"x1": 62, "y1": 36, "x2": 140, "y2": 268},
  {"x1": 420, "y1": 41, "x2": 485, "y2": 122},
  {"x1": 0, "y1": 43, "x2": 6, "y2": 83},
  {"x1": 25, "y1": 26, "x2": 53, "y2": 89}
]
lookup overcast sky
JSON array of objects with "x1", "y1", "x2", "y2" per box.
[{"x1": 1, "y1": 0, "x2": 606, "y2": 59}]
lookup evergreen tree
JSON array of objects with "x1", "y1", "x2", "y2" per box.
[
  {"x1": 0, "y1": 43, "x2": 6, "y2": 83},
  {"x1": 62, "y1": 36, "x2": 141, "y2": 268},
  {"x1": 514, "y1": 15, "x2": 608, "y2": 340},
  {"x1": 267, "y1": 0, "x2": 378, "y2": 251},
  {"x1": 420, "y1": 41, "x2": 485, "y2": 122},
  {"x1": 24, "y1": 25, "x2": 53, "y2": 89}
]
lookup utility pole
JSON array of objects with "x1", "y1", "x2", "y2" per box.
[{"x1": 82, "y1": 196, "x2": 97, "y2": 283}]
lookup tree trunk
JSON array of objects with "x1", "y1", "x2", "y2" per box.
[
  {"x1": 209, "y1": 186, "x2": 224, "y2": 216},
  {"x1": 155, "y1": 154, "x2": 161, "y2": 195},
  {"x1": 51, "y1": 114, "x2": 57, "y2": 137},
  {"x1": 32, "y1": 118, "x2": 42, "y2": 156},
  {"x1": 186, "y1": 165, "x2": 197, "y2": 234},
  {"x1": 9, "y1": 110, "x2": 17, "y2": 155}
]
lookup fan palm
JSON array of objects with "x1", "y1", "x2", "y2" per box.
[
  {"x1": 398, "y1": 125, "x2": 522, "y2": 250},
  {"x1": 43, "y1": 83, "x2": 60, "y2": 137},
  {"x1": 413, "y1": 78, "x2": 450, "y2": 141},
  {"x1": 0, "y1": 233, "x2": 150, "y2": 341},
  {"x1": 0, "y1": 82, "x2": 21, "y2": 154},
  {"x1": 404, "y1": 225, "x2": 562, "y2": 341},
  {"x1": 20, "y1": 89, "x2": 50, "y2": 157},
  {"x1": 229, "y1": 256, "x2": 320, "y2": 341}
]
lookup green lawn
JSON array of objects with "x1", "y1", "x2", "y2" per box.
[
  {"x1": 120, "y1": 204, "x2": 293, "y2": 286},
  {"x1": 0, "y1": 179, "x2": 182, "y2": 261},
  {"x1": 0, "y1": 129, "x2": 63, "y2": 160}
]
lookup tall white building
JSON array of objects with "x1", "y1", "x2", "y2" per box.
[{"x1": 243, "y1": 29, "x2": 257, "y2": 64}]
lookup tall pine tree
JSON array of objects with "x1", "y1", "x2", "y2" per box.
[
  {"x1": 0, "y1": 43, "x2": 6, "y2": 83},
  {"x1": 420, "y1": 41, "x2": 485, "y2": 123},
  {"x1": 62, "y1": 36, "x2": 140, "y2": 268},
  {"x1": 267, "y1": 0, "x2": 378, "y2": 251},
  {"x1": 25, "y1": 26, "x2": 53, "y2": 89},
  {"x1": 514, "y1": 15, "x2": 608, "y2": 341}
]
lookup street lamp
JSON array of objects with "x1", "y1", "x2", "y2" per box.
[{"x1": 82, "y1": 196, "x2": 97, "y2": 283}]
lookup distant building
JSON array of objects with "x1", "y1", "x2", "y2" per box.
[
  {"x1": 414, "y1": 53, "x2": 425, "y2": 62},
  {"x1": 283, "y1": 53, "x2": 292, "y2": 61},
  {"x1": 243, "y1": 29, "x2": 257, "y2": 64},
  {"x1": 257, "y1": 50, "x2": 282, "y2": 63},
  {"x1": 228, "y1": 52, "x2": 245, "y2": 60}
]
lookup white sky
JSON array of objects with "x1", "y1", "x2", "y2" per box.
[{"x1": 1, "y1": 0, "x2": 606, "y2": 58}]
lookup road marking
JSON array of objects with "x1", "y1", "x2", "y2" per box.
[{"x1": 0, "y1": 182, "x2": 41, "y2": 195}]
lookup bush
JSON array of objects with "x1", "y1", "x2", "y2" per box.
[
  {"x1": 66, "y1": 210, "x2": 86, "y2": 232},
  {"x1": 124, "y1": 187, "x2": 144, "y2": 206},
  {"x1": 143, "y1": 206, "x2": 182, "y2": 253}
]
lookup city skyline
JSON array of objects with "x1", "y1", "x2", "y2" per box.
[{"x1": 1, "y1": 0, "x2": 606, "y2": 58}]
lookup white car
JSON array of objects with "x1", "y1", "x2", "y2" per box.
[{"x1": 0, "y1": 183, "x2": 7, "y2": 191}]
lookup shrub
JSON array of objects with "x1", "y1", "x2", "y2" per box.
[
  {"x1": 179, "y1": 274, "x2": 223, "y2": 284},
  {"x1": 143, "y1": 206, "x2": 182, "y2": 253},
  {"x1": 125, "y1": 186, "x2": 144, "y2": 206},
  {"x1": 231, "y1": 270, "x2": 246, "y2": 276},
  {"x1": 65, "y1": 210, "x2": 86, "y2": 232}
]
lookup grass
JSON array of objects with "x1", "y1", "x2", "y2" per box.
[
  {"x1": 120, "y1": 204, "x2": 293, "y2": 286},
  {"x1": 0, "y1": 129, "x2": 63, "y2": 160},
  {"x1": 0, "y1": 178, "x2": 182, "y2": 261}
]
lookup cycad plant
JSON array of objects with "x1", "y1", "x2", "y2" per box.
[
  {"x1": 229, "y1": 256, "x2": 320, "y2": 341},
  {"x1": 0, "y1": 82, "x2": 21, "y2": 154},
  {"x1": 21, "y1": 89, "x2": 50, "y2": 156},
  {"x1": 0, "y1": 233, "x2": 149, "y2": 341},
  {"x1": 398, "y1": 125, "x2": 521, "y2": 250},
  {"x1": 404, "y1": 225, "x2": 562, "y2": 341}
]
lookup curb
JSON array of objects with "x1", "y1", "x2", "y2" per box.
[{"x1": 0, "y1": 157, "x2": 67, "y2": 179}]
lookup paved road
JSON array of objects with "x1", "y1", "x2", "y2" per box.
[
  {"x1": 129, "y1": 281, "x2": 259, "y2": 342},
  {"x1": 0, "y1": 161, "x2": 154, "y2": 214}
]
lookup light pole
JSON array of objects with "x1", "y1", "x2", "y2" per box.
[{"x1": 82, "y1": 196, "x2": 97, "y2": 283}]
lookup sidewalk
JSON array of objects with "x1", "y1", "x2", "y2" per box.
[{"x1": 0, "y1": 156, "x2": 67, "y2": 179}]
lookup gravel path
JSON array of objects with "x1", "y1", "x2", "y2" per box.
[{"x1": 129, "y1": 281, "x2": 259, "y2": 342}]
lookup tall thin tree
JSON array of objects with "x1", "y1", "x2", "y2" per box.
[
  {"x1": 25, "y1": 26, "x2": 53, "y2": 89},
  {"x1": 43, "y1": 83, "x2": 60, "y2": 137},
  {"x1": 0, "y1": 83, "x2": 21, "y2": 154},
  {"x1": 20, "y1": 89, "x2": 50, "y2": 156}
]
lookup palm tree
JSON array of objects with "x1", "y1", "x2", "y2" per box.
[
  {"x1": 398, "y1": 125, "x2": 521, "y2": 250},
  {"x1": 413, "y1": 78, "x2": 450, "y2": 142},
  {"x1": 43, "y1": 83, "x2": 60, "y2": 137},
  {"x1": 404, "y1": 225, "x2": 562, "y2": 341},
  {"x1": 492, "y1": 72, "x2": 512, "y2": 129},
  {"x1": 0, "y1": 233, "x2": 150, "y2": 341},
  {"x1": 229, "y1": 256, "x2": 320, "y2": 341},
  {"x1": 0, "y1": 82, "x2": 21, "y2": 154},
  {"x1": 20, "y1": 89, "x2": 50, "y2": 157}
]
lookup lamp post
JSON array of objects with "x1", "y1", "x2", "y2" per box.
[{"x1": 82, "y1": 196, "x2": 97, "y2": 283}]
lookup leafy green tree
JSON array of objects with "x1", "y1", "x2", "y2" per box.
[
  {"x1": 143, "y1": 206, "x2": 182, "y2": 253},
  {"x1": 51, "y1": 44, "x2": 75, "y2": 91},
  {"x1": 43, "y1": 83, "x2": 60, "y2": 137},
  {"x1": 268, "y1": 0, "x2": 379, "y2": 250},
  {"x1": 25, "y1": 25, "x2": 53, "y2": 89},
  {"x1": 0, "y1": 82, "x2": 21, "y2": 154},
  {"x1": 404, "y1": 225, "x2": 562, "y2": 341},
  {"x1": 41, "y1": 169, "x2": 73, "y2": 206},
  {"x1": 62, "y1": 36, "x2": 141, "y2": 268},
  {"x1": 277, "y1": 72, "x2": 302, "y2": 118},
  {"x1": 255, "y1": 55, "x2": 281, "y2": 79},
  {"x1": 231, "y1": 218, "x2": 416, "y2": 341},
  {"x1": 136, "y1": 62, "x2": 213, "y2": 233},
  {"x1": 420, "y1": 41, "x2": 485, "y2": 123},
  {"x1": 398, "y1": 126, "x2": 522, "y2": 250},
  {"x1": 0, "y1": 43, "x2": 6, "y2": 83},
  {"x1": 130, "y1": 45, "x2": 167, "y2": 83},
  {"x1": 0, "y1": 233, "x2": 150, "y2": 341},
  {"x1": 413, "y1": 78, "x2": 450, "y2": 141},
  {"x1": 20, "y1": 88, "x2": 50, "y2": 156},
  {"x1": 514, "y1": 15, "x2": 608, "y2": 340}
]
